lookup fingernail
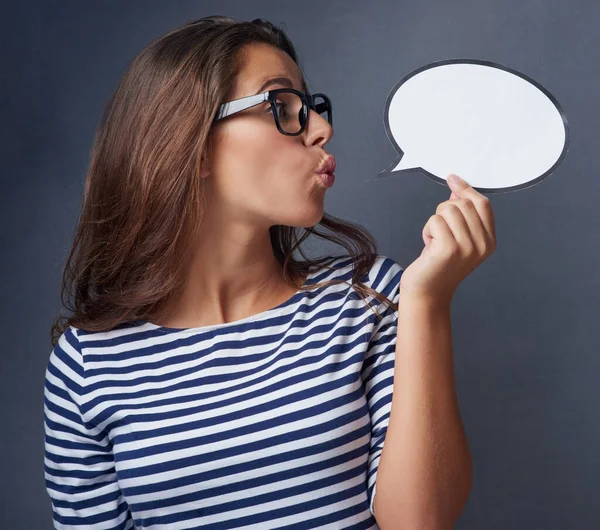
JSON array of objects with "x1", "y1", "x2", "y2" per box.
[{"x1": 448, "y1": 174, "x2": 462, "y2": 184}]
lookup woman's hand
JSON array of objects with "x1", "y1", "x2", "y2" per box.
[{"x1": 399, "y1": 173, "x2": 497, "y2": 307}]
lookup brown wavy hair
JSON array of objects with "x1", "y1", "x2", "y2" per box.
[{"x1": 50, "y1": 15, "x2": 398, "y2": 347}]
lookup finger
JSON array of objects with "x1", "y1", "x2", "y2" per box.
[
  {"x1": 447, "y1": 174, "x2": 496, "y2": 241},
  {"x1": 435, "y1": 203, "x2": 476, "y2": 254},
  {"x1": 437, "y1": 199, "x2": 489, "y2": 256},
  {"x1": 423, "y1": 212, "x2": 456, "y2": 253}
]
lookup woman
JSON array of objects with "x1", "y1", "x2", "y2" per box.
[{"x1": 44, "y1": 15, "x2": 496, "y2": 530}]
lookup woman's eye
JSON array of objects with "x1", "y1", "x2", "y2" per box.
[{"x1": 268, "y1": 102, "x2": 286, "y2": 116}]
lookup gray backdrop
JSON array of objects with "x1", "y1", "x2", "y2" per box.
[{"x1": 2, "y1": 1, "x2": 599, "y2": 528}]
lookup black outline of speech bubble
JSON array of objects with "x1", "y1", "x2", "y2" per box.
[{"x1": 368, "y1": 58, "x2": 570, "y2": 194}]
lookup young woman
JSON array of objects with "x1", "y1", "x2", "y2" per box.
[{"x1": 44, "y1": 15, "x2": 495, "y2": 530}]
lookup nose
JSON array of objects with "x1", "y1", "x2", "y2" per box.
[{"x1": 303, "y1": 109, "x2": 333, "y2": 147}]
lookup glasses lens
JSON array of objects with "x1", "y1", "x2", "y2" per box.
[
  {"x1": 272, "y1": 92, "x2": 305, "y2": 134},
  {"x1": 311, "y1": 94, "x2": 331, "y2": 125},
  {"x1": 271, "y1": 91, "x2": 332, "y2": 134}
]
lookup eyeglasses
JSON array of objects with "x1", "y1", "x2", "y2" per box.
[{"x1": 214, "y1": 88, "x2": 333, "y2": 136}]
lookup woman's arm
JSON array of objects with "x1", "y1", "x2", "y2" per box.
[
  {"x1": 373, "y1": 292, "x2": 472, "y2": 530},
  {"x1": 44, "y1": 328, "x2": 134, "y2": 529}
]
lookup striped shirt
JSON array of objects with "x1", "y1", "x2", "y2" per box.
[{"x1": 43, "y1": 254, "x2": 404, "y2": 529}]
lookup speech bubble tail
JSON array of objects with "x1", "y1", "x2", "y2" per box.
[
  {"x1": 364, "y1": 154, "x2": 418, "y2": 182},
  {"x1": 391, "y1": 154, "x2": 417, "y2": 171}
]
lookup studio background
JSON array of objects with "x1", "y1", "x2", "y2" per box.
[{"x1": 2, "y1": 1, "x2": 599, "y2": 528}]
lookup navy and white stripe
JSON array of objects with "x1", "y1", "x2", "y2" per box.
[{"x1": 44, "y1": 254, "x2": 403, "y2": 529}]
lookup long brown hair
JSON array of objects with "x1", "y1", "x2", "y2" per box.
[{"x1": 50, "y1": 15, "x2": 398, "y2": 347}]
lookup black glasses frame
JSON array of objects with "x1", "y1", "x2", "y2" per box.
[{"x1": 214, "y1": 88, "x2": 333, "y2": 136}]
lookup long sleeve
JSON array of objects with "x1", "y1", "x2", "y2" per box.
[
  {"x1": 361, "y1": 256, "x2": 404, "y2": 518},
  {"x1": 43, "y1": 326, "x2": 134, "y2": 529}
]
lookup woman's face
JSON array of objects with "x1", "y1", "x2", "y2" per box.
[{"x1": 204, "y1": 43, "x2": 335, "y2": 229}]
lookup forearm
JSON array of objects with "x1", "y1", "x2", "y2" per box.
[{"x1": 373, "y1": 291, "x2": 473, "y2": 530}]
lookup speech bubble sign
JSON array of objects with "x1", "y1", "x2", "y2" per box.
[{"x1": 368, "y1": 59, "x2": 569, "y2": 193}]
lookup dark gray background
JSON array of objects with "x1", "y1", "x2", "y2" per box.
[{"x1": 2, "y1": 1, "x2": 599, "y2": 528}]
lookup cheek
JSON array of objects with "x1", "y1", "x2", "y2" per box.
[{"x1": 213, "y1": 123, "x2": 308, "y2": 193}]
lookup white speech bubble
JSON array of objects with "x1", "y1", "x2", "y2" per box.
[{"x1": 368, "y1": 59, "x2": 569, "y2": 193}]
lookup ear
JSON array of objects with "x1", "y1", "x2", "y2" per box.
[{"x1": 199, "y1": 154, "x2": 210, "y2": 179}]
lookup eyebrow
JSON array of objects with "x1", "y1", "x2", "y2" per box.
[{"x1": 254, "y1": 76, "x2": 307, "y2": 95}]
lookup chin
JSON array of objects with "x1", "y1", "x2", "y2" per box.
[
  {"x1": 300, "y1": 211, "x2": 325, "y2": 228},
  {"x1": 270, "y1": 192, "x2": 325, "y2": 228},
  {"x1": 275, "y1": 208, "x2": 324, "y2": 230}
]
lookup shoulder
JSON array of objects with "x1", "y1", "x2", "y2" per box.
[
  {"x1": 51, "y1": 325, "x2": 83, "y2": 360},
  {"x1": 314, "y1": 253, "x2": 403, "y2": 289},
  {"x1": 359, "y1": 255, "x2": 404, "y2": 312},
  {"x1": 315, "y1": 254, "x2": 403, "y2": 283},
  {"x1": 314, "y1": 253, "x2": 403, "y2": 305},
  {"x1": 364, "y1": 254, "x2": 404, "y2": 293},
  {"x1": 46, "y1": 325, "x2": 84, "y2": 389}
]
